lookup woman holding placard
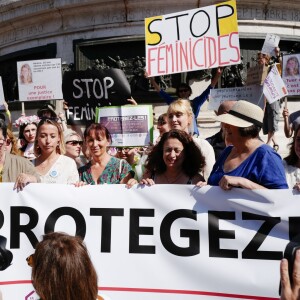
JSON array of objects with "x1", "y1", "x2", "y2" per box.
[
  {"x1": 140, "y1": 129, "x2": 205, "y2": 185},
  {"x1": 166, "y1": 99, "x2": 215, "y2": 181},
  {"x1": 32, "y1": 118, "x2": 79, "y2": 184}
]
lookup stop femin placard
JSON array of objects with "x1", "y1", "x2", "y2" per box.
[{"x1": 145, "y1": 0, "x2": 240, "y2": 76}]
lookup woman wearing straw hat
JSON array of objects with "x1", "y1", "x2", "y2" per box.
[{"x1": 197, "y1": 100, "x2": 288, "y2": 190}]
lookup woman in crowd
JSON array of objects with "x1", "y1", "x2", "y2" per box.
[
  {"x1": 283, "y1": 124, "x2": 300, "y2": 189},
  {"x1": 64, "y1": 129, "x2": 86, "y2": 168},
  {"x1": 140, "y1": 129, "x2": 205, "y2": 185},
  {"x1": 155, "y1": 113, "x2": 170, "y2": 144},
  {"x1": 29, "y1": 232, "x2": 104, "y2": 300},
  {"x1": 167, "y1": 99, "x2": 215, "y2": 181},
  {"x1": 78, "y1": 123, "x2": 134, "y2": 184},
  {"x1": 33, "y1": 118, "x2": 79, "y2": 184},
  {"x1": 197, "y1": 100, "x2": 288, "y2": 190},
  {"x1": 15, "y1": 115, "x2": 40, "y2": 160},
  {"x1": 0, "y1": 120, "x2": 39, "y2": 190}
]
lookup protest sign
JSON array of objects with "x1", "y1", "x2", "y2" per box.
[
  {"x1": 62, "y1": 68, "x2": 131, "y2": 126},
  {"x1": 0, "y1": 183, "x2": 299, "y2": 300},
  {"x1": 145, "y1": 0, "x2": 240, "y2": 76},
  {"x1": 0, "y1": 77, "x2": 5, "y2": 110},
  {"x1": 95, "y1": 105, "x2": 153, "y2": 146},
  {"x1": 209, "y1": 85, "x2": 264, "y2": 110},
  {"x1": 261, "y1": 33, "x2": 280, "y2": 56},
  {"x1": 263, "y1": 65, "x2": 288, "y2": 103},
  {"x1": 246, "y1": 64, "x2": 269, "y2": 86},
  {"x1": 17, "y1": 58, "x2": 63, "y2": 102},
  {"x1": 282, "y1": 53, "x2": 300, "y2": 96}
]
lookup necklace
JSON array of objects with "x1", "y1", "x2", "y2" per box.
[{"x1": 163, "y1": 172, "x2": 183, "y2": 184}]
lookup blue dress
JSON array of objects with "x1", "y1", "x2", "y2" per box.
[{"x1": 208, "y1": 144, "x2": 288, "y2": 189}]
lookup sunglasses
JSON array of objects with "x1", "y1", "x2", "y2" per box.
[
  {"x1": 178, "y1": 88, "x2": 189, "y2": 93},
  {"x1": 66, "y1": 140, "x2": 83, "y2": 146},
  {"x1": 117, "y1": 147, "x2": 134, "y2": 152}
]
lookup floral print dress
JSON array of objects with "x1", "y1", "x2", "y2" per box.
[{"x1": 78, "y1": 157, "x2": 133, "y2": 184}]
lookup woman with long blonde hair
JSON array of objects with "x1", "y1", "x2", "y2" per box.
[{"x1": 33, "y1": 118, "x2": 79, "y2": 184}]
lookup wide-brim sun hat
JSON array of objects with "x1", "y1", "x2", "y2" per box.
[{"x1": 215, "y1": 100, "x2": 263, "y2": 128}]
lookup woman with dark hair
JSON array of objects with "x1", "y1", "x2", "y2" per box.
[
  {"x1": 197, "y1": 100, "x2": 288, "y2": 190},
  {"x1": 140, "y1": 129, "x2": 205, "y2": 185},
  {"x1": 15, "y1": 115, "x2": 40, "y2": 160},
  {"x1": 283, "y1": 125, "x2": 300, "y2": 190},
  {"x1": 78, "y1": 123, "x2": 134, "y2": 184},
  {"x1": 33, "y1": 118, "x2": 79, "y2": 184},
  {"x1": 29, "y1": 232, "x2": 103, "y2": 300}
]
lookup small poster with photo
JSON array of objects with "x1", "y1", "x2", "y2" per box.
[
  {"x1": 95, "y1": 105, "x2": 153, "y2": 147},
  {"x1": 17, "y1": 58, "x2": 63, "y2": 101},
  {"x1": 282, "y1": 53, "x2": 300, "y2": 95}
]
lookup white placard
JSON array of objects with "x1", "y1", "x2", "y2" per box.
[
  {"x1": 261, "y1": 33, "x2": 280, "y2": 56},
  {"x1": 17, "y1": 58, "x2": 63, "y2": 101},
  {"x1": 282, "y1": 53, "x2": 300, "y2": 96},
  {"x1": 263, "y1": 65, "x2": 288, "y2": 103},
  {"x1": 209, "y1": 85, "x2": 264, "y2": 110},
  {"x1": 95, "y1": 105, "x2": 153, "y2": 146},
  {"x1": 0, "y1": 183, "x2": 299, "y2": 299},
  {"x1": 145, "y1": 0, "x2": 240, "y2": 76}
]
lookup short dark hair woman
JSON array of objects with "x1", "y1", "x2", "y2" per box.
[{"x1": 141, "y1": 129, "x2": 206, "y2": 185}]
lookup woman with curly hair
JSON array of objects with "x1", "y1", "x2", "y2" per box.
[
  {"x1": 140, "y1": 129, "x2": 205, "y2": 185},
  {"x1": 283, "y1": 124, "x2": 300, "y2": 190}
]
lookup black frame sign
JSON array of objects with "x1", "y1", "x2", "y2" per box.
[{"x1": 62, "y1": 68, "x2": 131, "y2": 125}]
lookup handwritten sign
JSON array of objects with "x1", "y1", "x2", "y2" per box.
[
  {"x1": 263, "y1": 65, "x2": 288, "y2": 103},
  {"x1": 95, "y1": 105, "x2": 153, "y2": 146},
  {"x1": 209, "y1": 85, "x2": 264, "y2": 110},
  {"x1": 282, "y1": 53, "x2": 300, "y2": 95},
  {"x1": 246, "y1": 64, "x2": 269, "y2": 86},
  {"x1": 145, "y1": 0, "x2": 240, "y2": 76},
  {"x1": 17, "y1": 58, "x2": 63, "y2": 101},
  {"x1": 62, "y1": 69, "x2": 131, "y2": 126},
  {"x1": 261, "y1": 33, "x2": 280, "y2": 56}
]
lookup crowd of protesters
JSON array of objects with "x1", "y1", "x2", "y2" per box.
[{"x1": 0, "y1": 89, "x2": 299, "y2": 192}]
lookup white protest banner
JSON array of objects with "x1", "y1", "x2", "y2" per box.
[
  {"x1": 209, "y1": 85, "x2": 264, "y2": 110},
  {"x1": 145, "y1": 0, "x2": 240, "y2": 77},
  {"x1": 17, "y1": 58, "x2": 63, "y2": 101},
  {"x1": 282, "y1": 53, "x2": 300, "y2": 96},
  {"x1": 0, "y1": 183, "x2": 299, "y2": 300},
  {"x1": 261, "y1": 34, "x2": 280, "y2": 56},
  {"x1": 263, "y1": 65, "x2": 288, "y2": 103},
  {"x1": 95, "y1": 105, "x2": 153, "y2": 146},
  {"x1": 0, "y1": 77, "x2": 5, "y2": 110}
]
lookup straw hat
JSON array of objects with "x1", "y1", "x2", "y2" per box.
[{"x1": 215, "y1": 100, "x2": 263, "y2": 128}]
